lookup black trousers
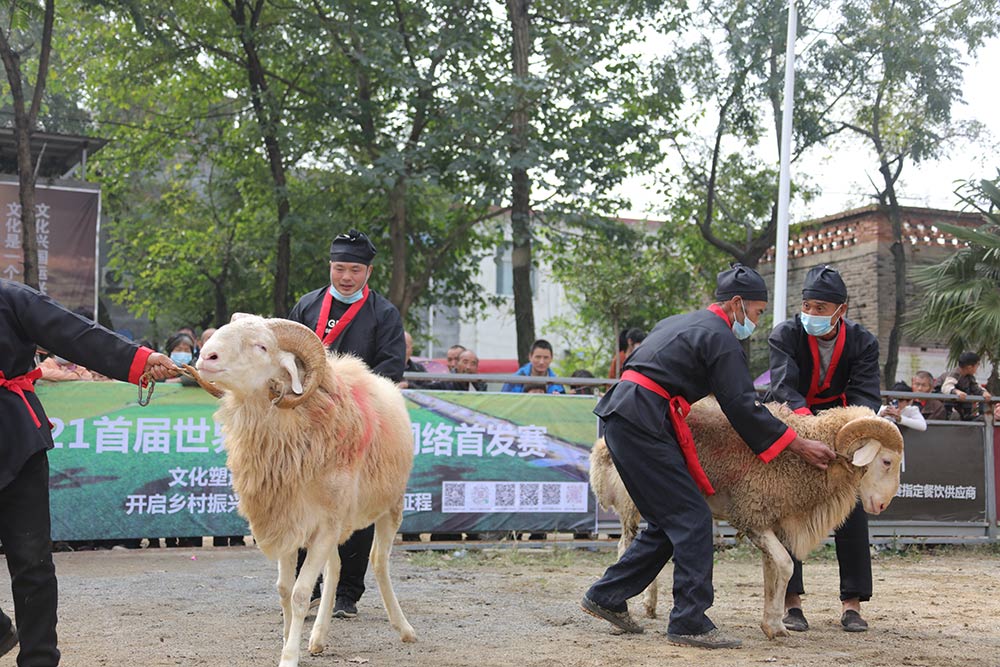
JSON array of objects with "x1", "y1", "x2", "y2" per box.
[
  {"x1": 786, "y1": 500, "x2": 872, "y2": 602},
  {"x1": 296, "y1": 523, "x2": 375, "y2": 603},
  {"x1": 586, "y1": 415, "x2": 716, "y2": 636},
  {"x1": 0, "y1": 450, "x2": 60, "y2": 666}
]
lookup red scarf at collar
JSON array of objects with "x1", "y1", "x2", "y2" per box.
[{"x1": 314, "y1": 286, "x2": 370, "y2": 346}]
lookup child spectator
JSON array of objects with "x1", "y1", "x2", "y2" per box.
[
  {"x1": 940, "y1": 352, "x2": 992, "y2": 421},
  {"x1": 877, "y1": 381, "x2": 927, "y2": 431}
]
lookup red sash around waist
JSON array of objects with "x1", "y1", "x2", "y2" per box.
[
  {"x1": 0, "y1": 368, "x2": 43, "y2": 427},
  {"x1": 620, "y1": 370, "x2": 715, "y2": 496}
]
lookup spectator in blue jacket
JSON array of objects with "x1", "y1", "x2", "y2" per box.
[{"x1": 501, "y1": 339, "x2": 565, "y2": 394}]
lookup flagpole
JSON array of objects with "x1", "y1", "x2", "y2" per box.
[{"x1": 773, "y1": 1, "x2": 797, "y2": 326}]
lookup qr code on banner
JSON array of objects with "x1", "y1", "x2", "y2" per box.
[
  {"x1": 565, "y1": 484, "x2": 586, "y2": 507},
  {"x1": 469, "y1": 483, "x2": 492, "y2": 508},
  {"x1": 542, "y1": 483, "x2": 561, "y2": 506},
  {"x1": 496, "y1": 483, "x2": 516, "y2": 507},
  {"x1": 442, "y1": 482, "x2": 466, "y2": 511},
  {"x1": 520, "y1": 483, "x2": 540, "y2": 507}
]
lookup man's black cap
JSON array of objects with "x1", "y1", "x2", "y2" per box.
[
  {"x1": 715, "y1": 263, "x2": 768, "y2": 302},
  {"x1": 329, "y1": 229, "x2": 376, "y2": 265},
  {"x1": 802, "y1": 265, "x2": 847, "y2": 303}
]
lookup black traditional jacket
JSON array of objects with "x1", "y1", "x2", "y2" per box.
[
  {"x1": 766, "y1": 315, "x2": 881, "y2": 415},
  {"x1": 1, "y1": 280, "x2": 150, "y2": 490},
  {"x1": 288, "y1": 285, "x2": 405, "y2": 382},
  {"x1": 595, "y1": 305, "x2": 796, "y2": 460}
]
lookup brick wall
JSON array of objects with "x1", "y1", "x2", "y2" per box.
[{"x1": 758, "y1": 205, "x2": 980, "y2": 384}]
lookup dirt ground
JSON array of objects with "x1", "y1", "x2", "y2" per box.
[{"x1": 2, "y1": 540, "x2": 1000, "y2": 667}]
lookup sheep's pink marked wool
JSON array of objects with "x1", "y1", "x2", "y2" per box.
[{"x1": 196, "y1": 314, "x2": 415, "y2": 667}]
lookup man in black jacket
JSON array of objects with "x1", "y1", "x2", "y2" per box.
[
  {"x1": 581, "y1": 264, "x2": 834, "y2": 648},
  {"x1": 288, "y1": 229, "x2": 405, "y2": 619},
  {"x1": 766, "y1": 264, "x2": 881, "y2": 633},
  {"x1": 1, "y1": 279, "x2": 176, "y2": 666}
]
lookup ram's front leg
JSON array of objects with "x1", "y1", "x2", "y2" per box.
[
  {"x1": 746, "y1": 528, "x2": 793, "y2": 639},
  {"x1": 307, "y1": 532, "x2": 340, "y2": 656},
  {"x1": 279, "y1": 535, "x2": 335, "y2": 667}
]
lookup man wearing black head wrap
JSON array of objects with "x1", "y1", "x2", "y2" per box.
[
  {"x1": 288, "y1": 229, "x2": 405, "y2": 620},
  {"x1": 765, "y1": 264, "x2": 881, "y2": 633},
  {"x1": 580, "y1": 264, "x2": 834, "y2": 648}
]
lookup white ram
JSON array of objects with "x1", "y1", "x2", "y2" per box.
[{"x1": 194, "y1": 315, "x2": 416, "y2": 667}]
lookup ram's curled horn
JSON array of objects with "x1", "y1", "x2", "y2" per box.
[
  {"x1": 182, "y1": 364, "x2": 225, "y2": 398},
  {"x1": 834, "y1": 415, "x2": 904, "y2": 454},
  {"x1": 266, "y1": 318, "x2": 328, "y2": 409}
]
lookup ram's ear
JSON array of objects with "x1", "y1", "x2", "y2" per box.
[
  {"x1": 230, "y1": 312, "x2": 253, "y2": 322},
  {"x1": 278, "y1": 351, "x2": 304, "y2": 394},
  {"x1": 851, "y1": 439, "x2": 881, "y2": 467}
]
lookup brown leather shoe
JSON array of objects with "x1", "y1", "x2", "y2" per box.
[{"x1": 580, "y1": 595, "x2": 644, "y2": 634}]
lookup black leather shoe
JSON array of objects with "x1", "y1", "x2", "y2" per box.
[
  {"x1": 580, "y1": 595, "x2": 644, "y2": 634},
  {"x1": 783, "y1": 607, "x2": 809, "y2": 632},
  {"x1": 333, "y1": 596, "x2": 358, "y2": 619},
  {"x1": 841, "y1": 609, "x2": 868, "y2": 632},
  {"x1": 0, "y1": 626, "x2": 17, "y2": 658}
]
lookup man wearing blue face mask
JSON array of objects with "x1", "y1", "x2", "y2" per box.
[
  {"x1": 766, "y1": 264, "x2": 881, "y2": 634},
  {"x1": 288, "y1": 228, "x2": 405, "y2": 621},
  {"x1": 581, "y1": 263, "x2": 834, "y2": 648}
]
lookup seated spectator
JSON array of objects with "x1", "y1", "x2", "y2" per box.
[
  {"x1": 399, "y1": 331, "x2": 430, "y2": 389},
  {"x1": 501, "y1": 339, "x2": 565, "y2": 394},
  {"x1": 200, "y1": 327, "x2": 217, "y2": 348},
  {"x1": 910, "y1": 370, "x2": 947, "y2": 421},
  {"x1": 877, "y1": 381, "x2": 927, "y2": 431},
  {"x1": 163, "y1": 332, "x2": 198, "y2": 384},
  {"x1": 569, "y1": 369, "x2": 597, "y2": 395},
  {"x1": 161, "y1": 332, "x2": 203, "y2": 547},
  {"x1": 427, "y1": 349, "x2": 487, "y2": 391},
  {"x1": 940, "y1": 352, "x2": 992, "y2": 421},
  {"x1": 445, "y1": 344, "x2": 466, "y2": 373}
]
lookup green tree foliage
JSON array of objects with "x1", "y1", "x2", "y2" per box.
[
  {"x1": 908, "y1": 175, "x2": 1000, "y2": 393},
  {"x1": 819, "y1": 0, "x2": 1000, "y2": 386},
  {"x1": 549, "y1": 215, "x2": 719, "y2": 369},
  {"x1": 660, "y1": 0, "x2": 827, "y2": 269},
  {"x1": 69, "y1": 0, "x2": 510, "y2": 329}
]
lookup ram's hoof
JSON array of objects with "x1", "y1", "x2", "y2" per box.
[{"x1": 760, "y1": 620, "x2": 790, "y2": 639}]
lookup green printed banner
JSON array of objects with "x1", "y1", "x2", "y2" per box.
[
  {"x1": 39, "y1": 383, "x2": 601, "y2": 541},
  {"x1": 402, "y1": 390, "x2": 600, "y2": 533}
]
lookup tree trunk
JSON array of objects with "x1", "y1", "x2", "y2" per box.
[
  {"x1": 0, "y1": 0, "x2": 54, "y2": 291},
  {"x1": 388, "y1": 177, "x2": 409, "y2": 318},
  {"x1": 213, "y1": 280, "x2": 229, "y2": 326},
  {"x1": 507, "y1": 0, "x2": 535, "y2": 365},
  {"x1": 231, "y1": 0, "x2": 292, "y2": 316},
  {"x1": 878, "y1": 158, "x2": 906, "y2": 388},
  {"x1": 610, "y1": 314, "x2": 620, "y2": 380},
  {"x1": 13, "y1": 123, "x2": 39, "y2": 290}
]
